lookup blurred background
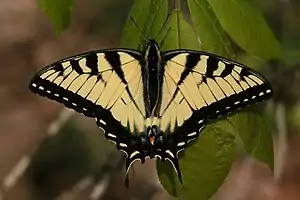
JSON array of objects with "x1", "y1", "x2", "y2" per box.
[{"x1": 1, "y1": 0, "x2": 300, "y2": 199}]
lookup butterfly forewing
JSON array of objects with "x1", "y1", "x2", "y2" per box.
[
  {"x1": 160, "y1": 50, "x2": 272, "y2": 166},
  {"x1": 30, "y1": 49, "x2": 147, "y2": 154}
]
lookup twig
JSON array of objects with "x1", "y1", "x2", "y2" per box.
[
  {"x1": 0, "y1": 108, "x2": 75, "y2": 197},
  {"x1": 55, "y1": 176, "x2": 95, "y2": 200},
  {"x1": 89, "y1": 175, "x2": 110, "y2": 200},
  {"x1": 274, "y1": 103, "x2": 288, "y2": 180},
  {"x1": 47, "y1": 108, "x2": 74, "y2": 137},
  {"x1": 3, "y1": 156, "x2": 30, "y2": 190},
  {"x1": 273, "y1": 0, "x2": 290, "y2": 181},
  {"x1": 174, "y1": 0, "x2": 180, "y2": 10}
]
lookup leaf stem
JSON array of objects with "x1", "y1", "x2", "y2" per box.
[{"x1": 174, "y1": 0, "x2": 180, "y2": 10}]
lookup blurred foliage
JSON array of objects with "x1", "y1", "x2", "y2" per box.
[
  {"x1": 81, "y1": 0, "x2": 134, "y2": 40},
  {"x1": 37, "y1": 0, "x2": 76, "y2": 35},
  {"x1": 30, "y1": 120, "x2": 90, "y2": 198},
  {"x1": 288, "y1": 102, "x2": 300, "y2": 133},
  {"x1": 30, "y1": 117, "x2": 123, "y2": 199}
]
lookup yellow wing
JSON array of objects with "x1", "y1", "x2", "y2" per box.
[
  {"x1": 160, "y1": 50, "x2": 272, "y2": 157},
  {"x1": 161, "y1": 51, "x2": 272, "y2": 133},
  {"x1": 157, "y1": 50, "x2": 272, "y2": 183},
  {"x1": 29, "y1": 49, "x2": 147, "y2": 139}
]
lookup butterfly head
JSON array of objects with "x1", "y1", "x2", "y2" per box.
[
  {"x1": 146, "y1": 125, "x2": 164, "y2": 146},
  {"x1": 147, "y1": 125, "x2": 157, "y2": 145},
  {"x1": 145, "y1": 39, "x2": 160, "y2": 57},
  {"x1": 148, "y1": 39, "x2": 158, "y2": 46}
]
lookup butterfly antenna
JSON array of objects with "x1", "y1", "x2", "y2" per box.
[
  {"x1": 155, "y1": 14, "x2": 171, "y2": 40},
  {"x1": 130, "y1": 17, "x2": 149, "y2": 41},
  {"x1": 160, "y1": 27, "x2": 171, "y2": 48}
]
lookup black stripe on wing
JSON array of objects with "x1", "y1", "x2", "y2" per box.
[
  {"x1": 163, "y1": 50, "x2": 273, "y2": 121},
  {"x1": 29, "y1": 49, "x2": 142, "y2": 117}
]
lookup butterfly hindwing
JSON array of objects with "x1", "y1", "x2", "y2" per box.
[{"x1": 30, "y1": 49, "x2": 147, "y2": 159}]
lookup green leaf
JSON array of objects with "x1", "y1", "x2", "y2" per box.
[
  {"x1": 37, "y1": 0, "x2": 76, "y2": 35},
  {"x1": 162, "y1": 10, "x2": 201, "y2": 51},
  {"x1": 235, "y1": 53, "x2": 267, "y2": 71},
  {"x1": 283, "y1": 49, "x2": 300, "y2": 68},
  {"x1": 120, "y1": 0, "x2": 168, "y2": 50},
  {"x1": 207, "y1": 0, "x2": 282, "y2": 59},
  {"x1": 229, "y1": 111, "x2": 274, "y2": 171},
  {"x1": 158, "y1": 121, "x2": 236, "y2": 199},
  {"x1": 187, "y1": 0, "x2": 233, "y2": 58}
]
